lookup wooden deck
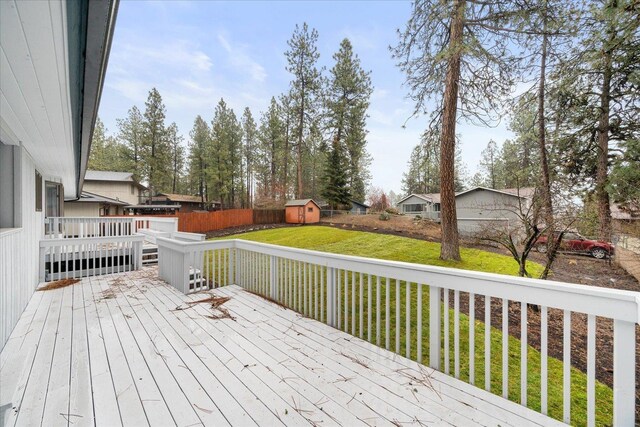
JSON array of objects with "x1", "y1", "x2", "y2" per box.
[{"x1": 0, "y1": 267, "x2": 563, "y2": 427}]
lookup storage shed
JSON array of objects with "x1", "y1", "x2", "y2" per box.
[{"x1": 285, "y1": 199, "x2": 321, "y2": 224}]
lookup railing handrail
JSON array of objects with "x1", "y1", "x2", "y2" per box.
[
  {"x1": 40, "y1": 234, "x2": 145, "y2": 247},
  {"x1": 156, "y1": 237, "x2": 640, "y2": 324}
]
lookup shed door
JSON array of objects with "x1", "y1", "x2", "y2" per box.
[{"x1": 298, "y1": 206, "x2": 305, "y2": 223}]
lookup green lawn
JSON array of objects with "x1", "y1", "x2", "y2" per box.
[{"x1": 214, "y1": 225, "x2": 613, "y2": 426}]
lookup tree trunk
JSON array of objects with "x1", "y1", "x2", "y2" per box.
[
  {"x1": 438, "y1": 0, "x2": 464, "y2": 261},
  {"x1": 536, "y1": 7, "x2": 557, "y2": 280},
  {"x1": 297, "y1": 96, "x2": 304, "y2": 198},
  {"x1": 596, "y1": 46, "x2": 612, "y2": 242}
]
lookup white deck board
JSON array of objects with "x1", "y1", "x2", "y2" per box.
[{"x1": 0, "y1": 267, "x2": 566, "y2": 427}]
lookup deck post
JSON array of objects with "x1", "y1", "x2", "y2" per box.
[
  {"x1": 613, "y1": 319, "x2": 636, "y2": 425},
  {"x1": 39, "y1": 245, "x2": 46, "y2": 282},
  {"x1": 182, "y1": 250, "x2": 190, "y2": 294},
  {"x1": 327, "y1": 267, "x2": 336, "y2": 328},
  {"x1": 270, "y1": 255, "x2": 278, "y2": 300},
  {"x1": 429, "y1": 285, "x2": 441, "y2": 370}
]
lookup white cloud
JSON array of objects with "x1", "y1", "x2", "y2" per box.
[{"x1": 217, "y1": 33, "x2": 267, "y2": 83}]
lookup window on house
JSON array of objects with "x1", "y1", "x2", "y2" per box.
[
  {"x1": 0, "y1": 144, "x2": 19, "y2": 228},
  {"x1": 35, "y1": 171, "x2": 42, "y2": 212},
  {"x1": 45, "y1": 182, "x2": 63, "y2": 217},
  {"x1": 308, "y1": 207, "x2": 313, "y2": 212},
  {"x1": 404, "y1": 203, "x2": 424, "y2": 212},
  {"x1": 434, "y1": 203, "x2": 441, "y2": 212}
]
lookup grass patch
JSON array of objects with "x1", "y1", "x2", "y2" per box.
[{"x1": 213, "y1": 226, "x2": 613, "y2": 426}]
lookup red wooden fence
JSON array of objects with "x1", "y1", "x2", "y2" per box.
[{"x1": 176, "y1": 209, "x2": 253, "y2": 233}]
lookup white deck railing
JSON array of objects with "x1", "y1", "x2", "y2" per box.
[
  {"x1": 45, "y1": 216, "x2": 178, "y2": 238},
  {"x1": 156, "y1": 237, "x2": 639, "y2": 426},
  {"x1": 39, "y1": 234, "x2": 145, "y2": 282}
]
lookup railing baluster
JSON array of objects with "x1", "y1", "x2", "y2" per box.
[
  {"x1": 352, "y1": 271, "x2": 356, "y2": 336},
  {"x1": 320, "y1": 265, "x2": 324, "y2": 323},
  {"x1": 358, "y1": 273, "x2": 363, "y2": 338},
  {"x1": 429, "y1": 286, "x2": 441, "y2": 370},
  {"x1": 541, "y1": 305, "x2": 548, "y2": 415},
  {"x1": 367, "y1": 275, "x2": 372, "y2": 343},
  {"x1": 485, "y1": 295, "x2": 491, "y2": 392},
  {"x1": 385, "y1": 277, "x2": 390, "y2": 351},
  {"x1": 521, "y1": 301, "x2": 527, "y2": 406},
  {"x1": 376, "y1": 276, "x2": 381, "y2": 347},
  {"x1": 613, "y1": 319, "x2": 636, "y2": 425},
  {"x1": 337, "y1": 269, "x2": 341, "y2": 329},
  {"x1": 502, "y1": 298, "x2": 508, "y2": 399},
  {"x1": 406, "y1": 281, "x2": 411, "y2": 359},
  {"x1": 344, "y1": 270, "x2": 348, "y2": 332},
  {"x1": 563, "y1": 309, "x2": 571, "y2": 424},
  {"x1": 417, "y1": 283, "x2": 422, "y2": 364},
  {"x1": 454, "y1": 289, "x2": 460, "y2": 379},
  {"x1": 469, "y1": 292, "x2": 475, "y2": 385},
  {"x1": 444, "y1": 289, "x2": 450, "y2": 375},
  {"x1": 587, "y1": 314, "x2": 595, "y2": 427},
  {"x1": 396, "y1": 278, "x2": 400, "y2": 354}
]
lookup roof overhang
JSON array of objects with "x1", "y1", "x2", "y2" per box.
[
  {"x1": 397, "y1": 194, "x2": 433, "y2": 205},
  {"x1": 0, "y1": 0, "x2": 118, "y2": 198}
]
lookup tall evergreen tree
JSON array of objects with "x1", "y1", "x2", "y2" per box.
[
  {"x1": 187, "y1": 116, "x2": 210, "y2": 207},
  {"x1": 241, "y1": 107, "x2": 257, "y2": 208},
  {"x1": 167, "y1": 123, "x2": 185, "y2": 194},
  {"x1": 285, "y1": 23, "x2": 323, "y2": 198},
  {"x1": 478, "y1": 139, "x2": 503, "y2": 189},
  {"x1": 257, "y1": 98, "x2": 285, "y2": 202},
  {"x1": 321, "y1": 136, "x2": 351, "y2": 208},
  {"x1": 141, "y1": 88, "x2": 170, "y2": 197},
  {"x1": 393, "y1": 0, "x2": 524, "y2": 260},
  {"x1": 88, "y1": 118, "x2": 127, "y2": 171},
  {"x1": 326, "y1": 38, "x2": 373, "y2": 202},
  {"x1": 116, "y1": 106, "x2": 144, "y2": 179}
]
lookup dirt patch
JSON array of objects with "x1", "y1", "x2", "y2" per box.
[
  {"x1": 37, "y1": 278, "x2": 80, "y2": 291},
  {"x1": 205, "y1": 223, "x2": 294, "y2": 239},
  {"x1": 320, "y1": 213, "x2": 442, "y2": 241}
]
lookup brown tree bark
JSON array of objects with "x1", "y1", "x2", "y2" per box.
[
  {"x1": 438, "y1": 0, "x2": 464, "y2": 261},
  {"x1": 537, "y1": 12, "x2": 557, "y2": 280},
  {"x1": 596, "y1": 47, "x2": 612, "y2": 242}
]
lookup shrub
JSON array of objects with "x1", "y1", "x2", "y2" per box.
[
  {"x1": 385, "y1": 207, "x2": 399, "y2": 215},
  {"x1": 379, "y1": 212, "x2": 391, "y2": 221}
]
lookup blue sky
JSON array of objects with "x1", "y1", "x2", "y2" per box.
[{"x1": 98, "y1": 0, "x2": 512, "y2": 194}]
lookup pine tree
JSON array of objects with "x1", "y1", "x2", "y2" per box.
[
  {"x1": 393, "y1": 0, "x2": 524, "y2": 260},
  {"x1": 326, "y1": 38, "x2": 373, "y2": 202},
  {"x1": 321, "y1": 136, "x2": 351, "y2": 209},
  {"x1": 241, "y1": 108, "x2": 257, "y2": 208},
  {"x1": 478, "y1": 140, "x2": 503, "y2": 189},
  {"x1": 167, "y1": 123, "x2": 185, "y2": 194},
  {"x1": 187, "y1": 116, "x2": 210, "y2": 207},
  {"x1": 88, "y1": 117, "x2": 129, "y2": 172},
  {"x1": 141, "y1": 88, "x2": 170, "y2": 198},
  {"x1": 285, "y1": 23, "x2": 323, "y2": 198},
  {"x1": 257, "y1": 97, "x2": 285, "y2": 202},
  {"x1": 116, "y1": 106, "x2": 144, "y2": 180}
]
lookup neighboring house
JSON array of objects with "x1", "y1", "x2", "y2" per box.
[
  {"x1": 455, "y1": 187, "x2": 535, "y2": 234},
  {"x1": 350, "y1": 199, "x2": 370, "y2": 214},
  {"x1": 398, "y1": 187, "x2": 535, "y2": 233},
  {"x1": 151, "y1": 193, "x2": 215, "y2": 212},
  {"x1": 397, "y1": 193, "x2": 441, "y2": 218},
  {"x1": 82, "y1": 170, "x2": 147, "y2": 205},
  {"x1": 0, "y1": 0, "x2": 117, "y2": 347},
  {"x1": 65, "y1": 191, "x2": 129, "y2": 217},
  {"x1": 285, "y1": 199, "x2": 321, "y2": 224}
]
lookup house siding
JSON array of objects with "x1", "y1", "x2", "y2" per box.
[
  {"x1": 82, "y1": 180, "x2": 141, "y2": 205},
  {"x1": 455, "y1": 190, "x2": 525, "y2": 234},
  {"x1": 1, "y1": 146, "x2": 43, "y2": 349},
  {"x1": 398, "y1": 195, "x2": 432, "y2": 214}
]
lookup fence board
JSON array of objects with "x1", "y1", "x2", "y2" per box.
[
  {"x1": 253, "y1": 209, "x2": 285, "y2": 224},
  {"x1": 175, "y1": 209, "x2": 285, "y2": 233}
]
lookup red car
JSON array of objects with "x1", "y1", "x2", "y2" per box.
[{"x1": 535, "y1": 231, "x2": 614, "y2": 259}]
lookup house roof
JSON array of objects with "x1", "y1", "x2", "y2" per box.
[
  {"x1": 285, "y1": 199, "x2": 320, "y2": 208},
  {"x1": 85, "y1": 170, "x2": 148, "y2": 189},
  {"x1": 397, "y1": 193, "x2": 440, "y2": 205},
  {"x1": 455, "y1": 186, "x2": 536, "y2": 199},
  {"x1": 611, "y1": 203, "x2": 640, "y2": 220},
  {"x1": 66, "y1": 191, "x2": 129, "y2": 206},
  {"x1": 156, "y1": 193, "x2": 203, "y2": 203},
  {"x1": 351, "y1": 199, "x2": 370, "y2": 208}
]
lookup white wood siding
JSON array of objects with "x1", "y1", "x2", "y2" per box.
[
  {"x1": 1, "y1": 146, "x2": 43, "y2": 349},
  {"x1": 63, "y1": 202, "x2": 101, "y2": 218},
  {"x1": 82, "y1": 181, "x2": 140, "y2": 205}
]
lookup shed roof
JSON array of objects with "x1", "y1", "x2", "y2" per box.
[
  {"x1": 285, "y1": 199, "x2": 320, "y2": 208},
  {"x1": 351, "y1": 199, "x2": 370, "y2": 208}
]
